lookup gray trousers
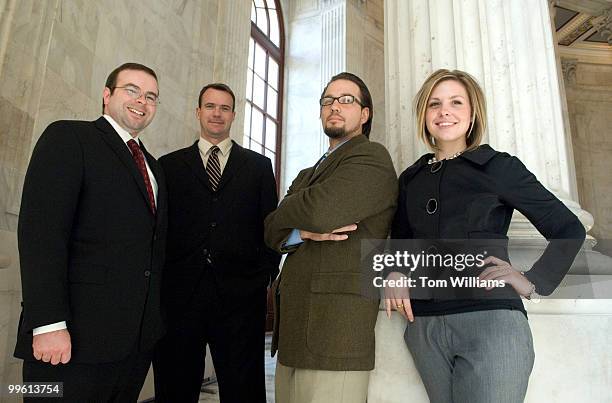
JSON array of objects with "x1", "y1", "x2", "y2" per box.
[{"x1": 404, "y1": 310, "x2": 535, "y2": 403}]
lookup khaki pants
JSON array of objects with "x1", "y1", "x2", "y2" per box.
[{"x1": 275, "y1": 361, "x2": 370, "y2": 403}]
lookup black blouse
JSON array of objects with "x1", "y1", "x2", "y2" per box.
[{"x1": 391, "y1": 144, "x2": 586, "y2": 317}]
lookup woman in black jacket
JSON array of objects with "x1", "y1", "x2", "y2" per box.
[{"x1": 386, "y1": 69, "x2": 585, "y2": 403}]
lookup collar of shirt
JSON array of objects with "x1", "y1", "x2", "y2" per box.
[
  {"x1": 103, "y1": 114, "x2": 141, "y2": 147},
  {"x1": 327, "y1": 137, "x2": 351, "y2": 156},
  {"x1": 198, "y1": 136, "x2": 233, "y2": 157},
  {"x1": 198, "y1": 136, "x2": 233, "y2": 174}
]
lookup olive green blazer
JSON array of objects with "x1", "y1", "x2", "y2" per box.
[{"x1": 264, "y1": 135, "x2": 397, "y2": 371}]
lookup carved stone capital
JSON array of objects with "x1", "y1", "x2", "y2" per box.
[{"x1": 561, "y1": 57, "x2": 578, "y2": 85}]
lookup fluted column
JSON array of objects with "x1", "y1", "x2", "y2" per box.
[
  {"x1": 384, "y1": 0, "x2": 593, "y2": 235},
  {"x1": 321, "y1": 0, "x2": 346, "y2": 82},
  {"x1": 318, "y1": 0, "x2": 347, "y2": 155}
]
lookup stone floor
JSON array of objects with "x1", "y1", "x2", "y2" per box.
[{"x1": 198, "y1": 334, "x2": 277, "y2": 402}]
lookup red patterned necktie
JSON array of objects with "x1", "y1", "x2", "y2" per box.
[{"x1": 127, "y1": 139, "x2": 156, "y2": 215}]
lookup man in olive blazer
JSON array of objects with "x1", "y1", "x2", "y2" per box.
[{"x1": 264, "y1": 72, "x2": 397, "y2": 403}]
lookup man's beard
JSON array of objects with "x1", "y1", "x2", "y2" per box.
[{"x1": 323, "y1": 125, "x2": 347, "y2": 139}]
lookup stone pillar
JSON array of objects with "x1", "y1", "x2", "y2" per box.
[
  {"x1": 319, "y1": 0, "x2": 347, "y2": 155},
  {"x1": 321, "y1": 0, "x2": 346, "y2": 83},
  {"x1": 384, "y1": 0, "x2": 593, "y2": 236}
]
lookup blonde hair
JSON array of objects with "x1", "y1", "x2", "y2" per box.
[{"x1": 414, "y1": 69, "x2": 487, "y2": 152}]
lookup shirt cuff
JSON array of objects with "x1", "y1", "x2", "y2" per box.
[
  {"x1": 33, "y1": 321, "x2": 67, "y2": 336},
  {"x1": 284, "y1": 229, "x2": 304, "y2": 247}
]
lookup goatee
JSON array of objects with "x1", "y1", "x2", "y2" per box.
[{"x1": 324, "y1": 126, "x2": 347, "y2": 139}]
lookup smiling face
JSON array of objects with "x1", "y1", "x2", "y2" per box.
[
  {"x1": 320, "y1": 79, "x2": 369, "y2": 143},
  {"x1": 425, "y1": 79, "x2": 472, "y2": 151},
  {"x1": 103, "y1": 69, "x2": 158, "y2": 137},
  {"x1": 196, "y1": 88, "x2": 236, "y2": 144}
]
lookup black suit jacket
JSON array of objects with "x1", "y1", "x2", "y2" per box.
[
  {"x1": 15, "y1": 117, "x2": 167, "y2": 364},
  {"x1": 159, "y1": 141, "x2": 280, "y2": 313}
]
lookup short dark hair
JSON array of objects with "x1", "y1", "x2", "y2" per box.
[
  {"x1": 102, "y1": 62, "x2": 158, "y2": 113},
  {"x1": 198, "y1": 83, "x2": 236, "y2": 111},
  {"x1": 320, "y1": 72, "x2": 373, "y2": 137}
]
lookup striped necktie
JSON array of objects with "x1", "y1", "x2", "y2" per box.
[{"x1": 206, "y1": 146, "x2": 221, "y2": 191}]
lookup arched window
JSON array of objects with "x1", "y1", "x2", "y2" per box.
[{"x1": 244, "y1": 0, "x2": 284, "y2": 181}]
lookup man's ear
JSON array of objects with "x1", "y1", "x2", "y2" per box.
[
  {"x1": 361, "y1": 107, "x2": 370, "y2": 125},
  {"x1": 102, "y1": 87, "x2": 111, "y2": 106}
]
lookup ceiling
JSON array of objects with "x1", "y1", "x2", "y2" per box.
[{"x1": 555, "y1": 0, "x2": 611, "y2": 47}]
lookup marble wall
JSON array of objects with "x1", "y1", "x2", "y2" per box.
[
  {"x1": 565, "y1": 61, "x2": 612, "y2": 250},
  {"x1": 0, "y1": 230, "x2": 21, "y2": 396},
  {"x1": 346, "y1": 0, "x2": 386, "y2": 147},
  {"x1": 0, "y1": 0, "x2": 251, "y2": 396}
]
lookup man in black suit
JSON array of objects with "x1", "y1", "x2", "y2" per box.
[
  {"x1": 15, "y1": 62, "x2": 167, "y2": 402},
  {"x1": 153, "y1": 83, "x2": 280, "y2": 403}
]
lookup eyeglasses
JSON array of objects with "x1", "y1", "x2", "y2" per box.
[
  {"x1": 319, "y1": 95, "x2": 363, "y2": 107},
  {"x1": 114, "y1": 85, "x2": 160, "y2": 105}
]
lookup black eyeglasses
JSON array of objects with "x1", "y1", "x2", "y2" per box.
[
  {"x1": 319, "y1": 95, "x2": 363, "y2": 107},
  {"x1": 114, "y1": 85, "x2": 160, "y2": 105}
]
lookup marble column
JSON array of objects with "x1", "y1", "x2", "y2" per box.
[
  {"x1": 384, "y1": 0, "x2": 594, "y2": 236},
  {"x1": 319, "y1": 0, "x2": 347, "y2": 155}
]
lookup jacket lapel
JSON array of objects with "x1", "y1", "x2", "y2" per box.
[
  {"x1": 182, "y1": 141, "x2": 213, "y2": 191},
  {"x1": 216, "y1": 140, "x2": 248, "y2": 192},
  {"x1": 94, "y1": 117, "x2": 153, "y2": 216},
  {"x1": 307, "y1": 135, "x2": 368, "y2": 185}
]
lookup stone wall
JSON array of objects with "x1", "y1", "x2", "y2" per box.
[
  {"x1": 346, "y1": 0, "x2": 385, "y2": 147},
  {"x1": 565, "y1": 61, "x2": 612, "y2": 250}
]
